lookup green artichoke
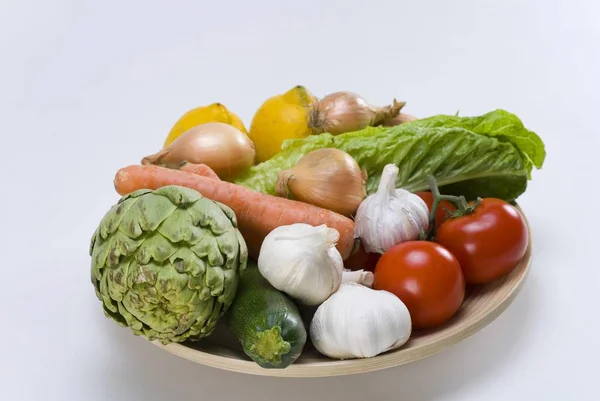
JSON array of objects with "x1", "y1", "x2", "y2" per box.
[{"x1": 90, "y1": 185, "x2": 248, "y2": 344}]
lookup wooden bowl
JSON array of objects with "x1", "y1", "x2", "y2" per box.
[{"x1": 152, "y1": 208, "x2": 532, "y2": 377}]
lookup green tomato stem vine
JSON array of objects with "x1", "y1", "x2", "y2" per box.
[{"x1": 425, "y1": 175, "x2": 482, "y2": 240}]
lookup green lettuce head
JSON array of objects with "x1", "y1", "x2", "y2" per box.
[{"x1": 89, "y1": 185, "x2": 248, "y2": 344}]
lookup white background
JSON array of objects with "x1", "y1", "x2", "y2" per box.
[{"x1": 1, "y1": 1, "x2": 599, "y2": 400}]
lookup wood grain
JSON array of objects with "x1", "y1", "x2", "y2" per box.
[{"x1": 151, "y1": 207, "x2": 533, "y2": 377}]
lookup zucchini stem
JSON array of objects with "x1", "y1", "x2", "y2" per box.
[{"x1": 249, "y1": 326, "x2": 291, "y2": 366}]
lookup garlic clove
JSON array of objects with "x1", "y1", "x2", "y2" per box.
[{"x1": 342, "y1": 269, "x2": 374, "y2": 287}]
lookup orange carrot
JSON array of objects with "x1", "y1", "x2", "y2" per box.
[
  {"x1": 179, "y1": 162, "x2": 221, "y2": 180},
  {"x1": 114, "y1": 165, "x2": 356, "y2": 260}
]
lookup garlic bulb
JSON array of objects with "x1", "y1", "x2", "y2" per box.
[
  {"x1": 354, "y1": 164, "x2": 429, "y2": 254},
  {"x1": 257, "y1": 224, "x2": 344, "y2": 305},
  {"x1": 310, "y1": 283, "x2": 412, "y2": 359}
]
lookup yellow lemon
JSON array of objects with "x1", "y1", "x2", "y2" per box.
[
  {"x1": 249, "y1": 86, "x2": 318, "y2": 162},
  {"x1": 164, "y1": 103, "x2": 247, "y2": 148}
]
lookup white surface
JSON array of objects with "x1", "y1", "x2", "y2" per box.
[{"x1": 1, "y1": 0, "x2": 599, "y2": 400}]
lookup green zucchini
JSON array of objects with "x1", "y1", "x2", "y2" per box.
[{"x1": 226, "y1": 261, "x2": 307, "y2": 369}]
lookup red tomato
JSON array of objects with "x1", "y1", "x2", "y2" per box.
[
  {"x1": 415, "y1": 191, "x2": 457, "y2": 227},
  {"x1": 435, "y1": 198, "x2": 528, "y2": 285},
  {"x1": 373, "y1": 241, "x2": 465, "y2": 329},
  {"x1": 343, "y1": 242, "x2": 381, "y2": 272}
]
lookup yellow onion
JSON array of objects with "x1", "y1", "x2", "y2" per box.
[
  {"x1": 163, "y1": 103, "x2": 248, "y2": 148},
  {"x1": 141, "y1": 122, "x2": 255, "y2": 180},
  {"x1": 276, "y1": 148, "x2": 367, "y2": 216},
  {"x1": 310, "y1": 91, "x2": 405, "y2": 135},
  {"x1": 382, "y1": 113, "x2": 418, "y2": 127}
]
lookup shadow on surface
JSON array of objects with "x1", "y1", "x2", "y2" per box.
[{"x1": 84, "y1": 275, "x2": 539, "y2": 401}]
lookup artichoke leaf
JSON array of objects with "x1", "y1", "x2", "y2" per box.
[
  {"x1": 201, "y1": 300, "x2": 224, "y2": 336},
  {"x1": 219, "y1": 269, "x2": 239, "y2": 305},
  {"x1": 190, "y1": 198, "x2": 237, "y2": 236},
  {"x1": 123, "y1": 194, "x2": 177, "y2": 237},
  {"x1": 216, "y1": 230, "x2": 244, "y2": 271},
  {"x1": 105, "y1": 257, "x2": 131, "y2": 302},
  {"x1": 99, "y1": 272, "x2": 119, "y2": 314},
  {"x1": 97, "y1": 195, "x2": 139, "y2": 240},
  {"x1": 191, "y1": 233, "x2": 225, "y2": 267},
  {"x1": 205, "y1": 265, "x2": 225, "y2": 297},
  {"x1": 135, "y1": 233, "x2": 178, "y2": 265},
  {"x1": 169, "y1": 248, "x2": 207, "y2": 278},
  {"x1": 212, "y1": 201, "x2": 238, "y2": 227},
  {"x1": 156, "y1": 208, "x2": 204, "y2": 244},
  {"x1": 153, "y1": 185, "x2": 203, "y2": 205}
]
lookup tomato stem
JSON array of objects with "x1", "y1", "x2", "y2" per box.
[
  {"x1": 447, "y1": 197, "x2": 483, "y2": 219},
  {"x1": 425, "y1": 175, "x2": 482, "y2": 239}
]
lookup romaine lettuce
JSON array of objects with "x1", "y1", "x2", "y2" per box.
[{"x1": 234, "y1": 109, "x2": 545, "y2": 201}]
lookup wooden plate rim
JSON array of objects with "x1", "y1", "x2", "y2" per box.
[{"x1": 151, "y1": 206, "x2": 533, "y2": 378}]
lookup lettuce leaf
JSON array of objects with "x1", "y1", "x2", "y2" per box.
[
  {"x1": 415, "y1": 109, "x2": 545, "y2": 177},
  {"x1": 234, "y1": 109, "x2": 545, "y2": 201}
]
